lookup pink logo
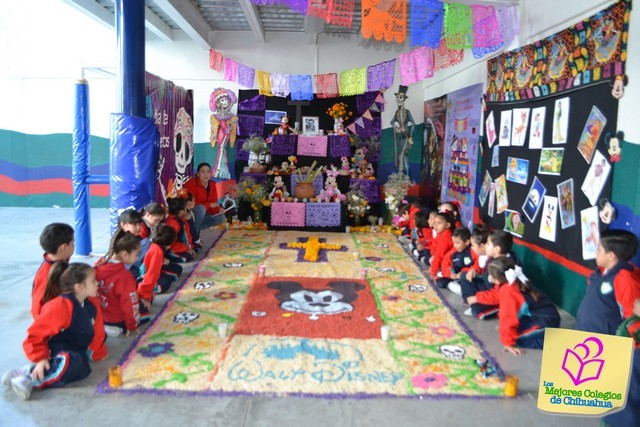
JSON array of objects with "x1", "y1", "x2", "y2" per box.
[{"x1": 561, "y1": 337, "x2": 605, "y2": 386}]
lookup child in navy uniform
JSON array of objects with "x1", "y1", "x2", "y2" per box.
[
  {"x1": 437, "y1": 227, "x2": 474, "y2": 292},
  {"x1": 95, "y1": 230, "x2": 142, "y2": 337},
  {"x1": 31, "y1": 223, "x2": 75, "y2": 318},
  {"x1": 486, "y1": 257, "x2": 560, "y2": 355},
  {"x1": 462, "y1": 230, "x2": 519, "y2": 319},
  {"x1": 575, "y1": 230, "x2": 640, "y2": 427},
  {"x1": 3, "y1": 263, "x2": 106, "y2": 400}
]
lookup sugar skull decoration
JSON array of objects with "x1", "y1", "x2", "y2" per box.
[{"x1": 210, "y1": 88, "x2": 238, "y2": 179}]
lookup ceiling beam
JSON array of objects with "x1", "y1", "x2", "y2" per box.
[
  {"x1": 144, "y1": 6, "x2": 174, "y2": 42},
  {"x1": 238, "y1": 0, "x2": 266, "y2": 44},
  {"x1": 303, "y1": 15, "x2": 325, "y2": 45},
  {"x1": 153, "y1": 0, "x2": 212, "y2": 49},
  {"x1": 62, "y1": 0, "x2": 114, "y2": 30}
]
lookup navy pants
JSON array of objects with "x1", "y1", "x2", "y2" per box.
[
  {"x1": 32, "y1": 351, "x2": 91, "y2": 390},
  {"x1": 167, "y1": 250, "x2": 193, "y2": 264},
  {"x1": 154, "y1": 262, "x2": 182, "y2": 294},
  {"x1": 459, "y1": 277, "x2": 499, "y2": 319}
]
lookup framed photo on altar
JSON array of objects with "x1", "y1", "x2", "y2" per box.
[
  {"x1": 303, "y1": 116, "x2": 319, "y2": 135},
  {"x1": 265, "y1": 110, "x2": 287, "y2": 125}
]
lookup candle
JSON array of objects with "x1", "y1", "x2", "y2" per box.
[
  {"x1": 504, "y1": 375, "x2": 518, "y2": 397},
  {"x1": 378, "y1": 217, "x2": 384, "y2": 226},
  {"x1": 258, "y1": 264, "x2": 266, "y2": 276},
  {"x1": 108, "y1": 365, "x2": 123, "y2": 388},
  {"x1": 361, "y1": 268, "x2": 367, "y2": 279},
  {"x1": 381, "y1": 325, "x2": 390, "y2": 341},
  {"x1": 218, "y1": 322, "x2": 228, "y2": 338},
  {"x1": 345, "y1": 226, "x2": 350, "y2": 233},
  {"x1": 352, "y1": 251, "x2": 359, "y2": 260}
]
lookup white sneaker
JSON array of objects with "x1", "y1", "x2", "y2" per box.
[
  {"x1": 2, "y1": 369, "x2": 22, "y2": 388},
  {"x1": 10, "y1": 374, "x2": 33, "y2": 400},
  {"x1": 448, "y1": 281, "x2": 462, "y2": 296},
  {"x1": 463, "y1": 307, "x2": 473, "y2": 317},
  {"x1": 104, "y1": 325, "x2": 124, "y2": 337}
]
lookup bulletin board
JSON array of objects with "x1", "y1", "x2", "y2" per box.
[{"x1": 479, "y1": 81, "x2": 618, "y2": 269}]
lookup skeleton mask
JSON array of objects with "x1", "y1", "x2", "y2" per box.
[
  {"x1": 193, "y1": 281, "x2": 213, "y2": 290},
  {"x1": 174, "y1": 107, "x2": 194, "y2": 175},
  {"x1": 173, "y1": 312, "x2": 200, "y2": 324}
]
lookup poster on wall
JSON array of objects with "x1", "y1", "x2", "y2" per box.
[
  {"x1": 511, "y1": 108, "x2": 530, "y2": 147},
  {"x1": 499, "y1": 110, "x2": 512, "y2": 146},
  {"x1": 485, "y1": 111, "x2": 497, "y2": 148},
  {"x1": 581, "y1": 206, "x2": 600, "y2": 260},
  {"x1": 539, "y1": 196, "x2": 558, "y2": 242},
  {"x1": 581, "y1": 150, "x2": 611, "y2": 206},
  {"x1": 440, "y1": 84, "x2": 483, "y2": 228},
  {"x1": 551, "y1": 97, "x2": 570, "y2": 145},
  {"x1": 529, "y1": 107, "x2": 546, "y2": 149},
  {"x1": 420, "y1": 95, "x2": 447, "y2": 204},
  {"x1": 577, "y1": 106, "x2": 607, "y2": 164}
]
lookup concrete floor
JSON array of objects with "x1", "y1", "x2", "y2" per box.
[{"x1": 0, "y1": 207, "x2": 598, "y2": 427}]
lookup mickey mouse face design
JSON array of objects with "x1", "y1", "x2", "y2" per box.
[{"x1": 268, "y1": 280, "x2": 364, "y2": 317}]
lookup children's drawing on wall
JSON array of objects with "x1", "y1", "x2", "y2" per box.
[
  {"x1": 511, "y1": 108, "x2": 530, "y2": 146},
  {"x1": 581, "y1": 206, "x2": 600, "y2": 260},
  {"x1": 504, "y1": 210, "x2": 525, "y2": 237},
  {"x1": 478, "y1": 171, "x2": 492, "y2": 207},
  {"x1": 495, "y1": 174, "x2": 509, "y2": 214},
  {"x1": 552, "y1": 97, "x2": 570, "y2": 145},
  {"x1": 485, "y1": 110, "x2": 497, "y2": 148},
  {"x1": 557, "y1": 178, "x2": 576, "y2": 229},
  {"x1": 522, "y1": 176, "x2": 546, "y2": 223},
  {"x1": 581, "y1": 150, "x2": 611, "y2": 206},
  {"x1": 506, "y1": 157, "x2": 529, "y2": 185},
  {"x1": 539, "y1": 196, "x2": 558, "y2": 242},
  {"x1": 488, "y1": 183, "x2": 496, "y2": 217},
  {"x1": 577, "y1": 106, "x2": 607, "y2": 164},
  {"x1": 529, "y1": 106, "x2": 546, "y2": 149},
  {"x1": 491, "y1": 145, "x2": 500, "y2": 167},
  {"x1": 499, "y1": 110, "x2": 512, "y2": 146},
  {"x1": 538, "y1": 148, "x2": 564, "y2": 175}
]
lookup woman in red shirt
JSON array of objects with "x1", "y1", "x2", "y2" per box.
[{"x1": 183, "y1": 163, "x2": 226, "y2": 239}]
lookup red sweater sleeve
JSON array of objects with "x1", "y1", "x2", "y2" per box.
[
  {"x1": 417, "y1": 227, "x2": 432, "y2": 246},
  {"x1": 476, "y1": 285, "x2": 500, "y2": 306},
  {"x1": 23, "y1": 297, "x2": 72, "y2": 362},
  {"x1": 440, "y1": 247, "x2": 456, "y2": 278},
  {"x1": 614, "y1": 268, "x2": 640, "y2": 319},
  {"x1": 138, "y1": 243, "x2": 163, "y2": 301},
  {"x1": 165, "y1": 215, "x2": 190, "y2": 254},
  {"x1": 31, "y1": 259, "x2": 53, "y2": 319},
  {"x1": 430, "y1": 230, "x2": 453, "y2": 276},
  {"x1": 498, "y1": 284, "x2": 524, "y2": 346},
  {"x1": 87, "y1": 297, "x2": 107, "y2": 361}
]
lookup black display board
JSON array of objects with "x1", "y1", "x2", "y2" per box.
[{"x1": 480, "y1": 81, "x2": 618, "y2": 268}]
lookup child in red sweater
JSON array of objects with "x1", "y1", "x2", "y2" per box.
[
  {"x1": 486, "y1": 257, "x2": 560, "y2": 355},
  {"x1": 31, "y1": 223, "x2": 75, "y2": 318},
  {"x1": 138, "y1": 224, "x2": 182, "y2": 314},
  {"x1": 423, "y1": 211, "x2": 454, "y2": 277},
  {"x1": 3, "y1": 262, "x2": 106, "y2": 400},
  {"x1": 95, "y1": 230, "x2": 142, "y2": 337},
  {"x1": 411, "y1": 210, "x2": 434, "y2": 259},
  {"x1": 165, "y1": 196, "x2": 195, "y2": 263}
]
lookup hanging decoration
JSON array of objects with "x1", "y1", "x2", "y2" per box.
[
  {"x1": 289, "y1": 75, "x2": 314, "y2": 101},
  {"x1": 209, "y1": 49, "x2": 224, "y2": 72},
  {"x1": 256, "y1": 70, "x2": 273, "y2": 96},
  {"x1": 398, "y1": 46, "x2": 434, "y2": 86},
  {"x1": 486, "y1": 0, "x2": 630, "y2": 102},
  {"x1": 410, "y1": 0, "x2": 444, "y2": 48},
  {"x1": 444, "y1": 3, "x2": 473, "y2": 50},
  {"x1": 367, "y1": 59, "x2": 395, "y2": 92},
  {"x1": 239, "y1": 94, "x2": 266, "y2": 112},
  {"x1": 339, "y1": 67, "x2": 367, "y2": 96},
  {"x1": 495, "y1": 5, "x2": 520, "y2": 47},
  {"x1": 315, "y1": 73, "x2": 339, "y2": 98},
  {"x1": 270, "y1": 73, "x2": 290, "y2": 97},
  {"x1": 471, "y1": 5, "x2": 503, "y2": 59},
  {"x1": 361, "y1": 0, "x2": 407, "y2": 44},
  {"x1": 307, "y1": 0, "x2": 330, "y2": 20},
  {"x1": 433, "y1": 39, "x2": 464, "y2": 72},
  {"x1": 328, "y1": 0, "x2": 356, "y2": 28},
  {"x1": 209, "y1": 88, "x2": 238, "y2": 180},
  {"x1": 237, "y1": 63, "x2": 256, "y2": 88},
  {"x1": 224, "y1": 58, "x2": 239, "y2": 82},
  {"x1": 282, "y1": 0, "x2": 308, "y2": 15}
]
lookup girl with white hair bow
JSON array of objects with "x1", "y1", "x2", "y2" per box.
[{"x1": 486, "y1": 257, "x2": 560, "y2": 356}]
